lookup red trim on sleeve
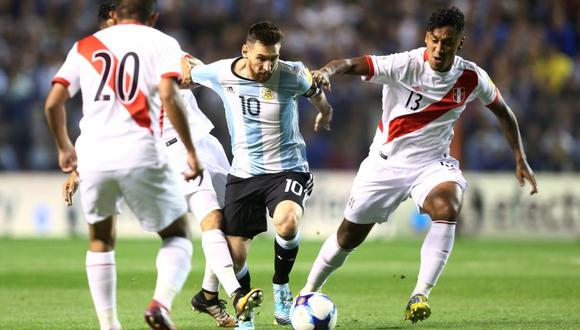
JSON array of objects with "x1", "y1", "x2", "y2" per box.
[
  {"x1": 363, "y1": 55, "x2": 374, "y2": 81},
  {"x1": 485, "y1": 87, "x2": 501, "y2": 108},
  {"x1": 52, "y1": 77, "x2": 70, "y2": 87},
  {"x1": 77, "y1": 35, "x2": 152, "y2": 134},
  {"x1": 161, "y1": 72, "x2": 181, "y2": 79},
  {"x1": 377, "y1": 118, "x2": 384, "y2": 133},
  {"x1": 183, "y1": 53, "x2": 193, "y2": 59}
]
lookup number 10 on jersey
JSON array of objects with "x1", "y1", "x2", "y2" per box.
[{"x1": 239, "y1": 96, "x2": 261, "y2": 116}]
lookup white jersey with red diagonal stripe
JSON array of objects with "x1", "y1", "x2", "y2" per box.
[
  {"x1": 363, "y1": 47, "x2": 499, "y2": 166},
  {"x1": 52, "y1": 23, "x2": 182, "y2": 172}
]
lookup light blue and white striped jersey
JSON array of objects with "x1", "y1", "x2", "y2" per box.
[{"x1": 191, "y1": 57, "x2": 315, "y2": 178}]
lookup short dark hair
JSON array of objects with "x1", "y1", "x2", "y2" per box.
[
  {"x1": 427, "y1": 6, "x2": 465, "y2": 33},
  {"x1": 114, "y1": 0, "x2": 156, "y2": 23},
  {"x1": 98, "y1": 0, "x2": 115, "y2": 23},
  {"x1": 246, "y1": 21, "x2": 284, "y2": 46}
]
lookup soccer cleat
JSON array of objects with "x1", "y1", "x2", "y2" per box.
[
  {"x1": 144, "y1": 299, "x2": 177, "y2": 330},
  {"x1": 404, "y1": 294, "x2": 431, "y2": 323},
  {"x1": 273, "y1": 283, "x2": 293, "y2": 325},
  {"x1": 234, "y1": 310, "x2": 255, "y2": 330},
  {"x1": 233, "y1": 288, "x2": 264, "y2": 322},
  {"x1": 191, "y1": 290, "x2": 237, "y2": 327}
]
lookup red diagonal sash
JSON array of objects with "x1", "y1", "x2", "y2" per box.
[
  {"x1": 77, "y1": 35, "x2": 152, "y2": 133},
  {"x1": 386, "y1": 69, "x2": 477, "y2": 143}
]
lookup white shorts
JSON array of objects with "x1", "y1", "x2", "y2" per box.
[
  {"x1": 78, "y1": 163, "x2": 187, "y2": 232},
  {"x1": 344, "y1": 153, "x2": 468, "y2": 224},
  {"x1": 163, "y1": 134, "x2": 230, "y2": 221}
]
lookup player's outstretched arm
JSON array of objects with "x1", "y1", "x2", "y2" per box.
[
  {"x1": 44, "y1": 83, "x2": 77, "y2": 173},
  {"x1": 159, "y1": 77, "x2": 203, "y2": 182},
  {"x1": 307, "y1": 91, "x2": 333, "y2": 131},
  {"x1": 313, "y1": 56, "x2": 371, "y2": 91},
  {"x1": 487, "y1": 95, "x2": 538, "y2": 195},
  {"x1": 180, "y1": 54, "x2": 204, "y2": 89}
]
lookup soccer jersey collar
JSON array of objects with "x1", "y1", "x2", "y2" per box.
[{"x1": 231, "y1": 57, "x2": 276, "y2": 83}]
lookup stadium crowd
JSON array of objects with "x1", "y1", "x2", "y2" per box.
[{"x1": 0, "y1": 0, "x2": 578, "y2": 171}]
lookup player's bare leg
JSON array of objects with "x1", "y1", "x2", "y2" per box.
[
  {"x1": 302, "y1": 220, "x2": 374, "y2": 294},
  {"x1": 272, "y1": 200, "x2": 303, "y2": 325},
  {"x1": 86, "y1": 216, "x2": 122, "y2": 330},
  {"x1": 405, "y1": 181, "x2": 463, "y2": 323},
  {"x1": 144, "y1": 215, "x2": 192, "y2": 330}
]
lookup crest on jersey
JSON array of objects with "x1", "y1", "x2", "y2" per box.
[
  {"x1": 452, "y1": 87, "x2": 465, "y2": 103},
  {"x1": 261, "y1": 88, "x2": 276, "y2": 100}
]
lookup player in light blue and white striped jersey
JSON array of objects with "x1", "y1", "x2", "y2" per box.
[
  {"x1": 190, "y1": 49, "x2": 324, "y2": 178},
  {"x1": 185, "y1": 21, "x2": 333, "y2": 328}
]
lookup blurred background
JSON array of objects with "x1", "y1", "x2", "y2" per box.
[
  {"x1": 1, "y1": 0, "x2": 579, "y2": 171},
  {"x1": 0, "y1": 0, "x2": 578, "y2": 238}
]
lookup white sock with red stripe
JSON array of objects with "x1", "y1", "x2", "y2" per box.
[
  {"x1": 86, "y1": 250, "x2": 122, "y2": 330},
  {"x1": 301, "y1": 233, "x2": 352, "y2": 294},
  {"x1": 412, "y1": 221, "x2": 456, "y2": 298},
  {"x1": 153, "y1": 237, "x2": 192, "y2": 309},
  {"x1": 201, "y1": 229, "x2": 240, "y2": 296}
]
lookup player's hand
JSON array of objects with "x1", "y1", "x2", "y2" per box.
[
  {"x1": 58, "y1": 145, "x2": 77, "y2": 173},
  {"x1": 180, "y1": 55, "x2": 204, "y2": 89},
  {"x1": 63, "y1": 170, "x2": 79, "y2": 206},
  {"x1": 314, "y1": 110, "x2": 332, "y2": 131},
  {"x1": 312, "y1": 69, "x2": 332, "y2": 91},
  {"x1": 183, "y1": 151, "x2": 204, "y2": 185},
  {"x1": 180, "y1": 56, "x2": 194, "y2": 88},
  {"x1": 515, "y1": 159, "x2": 538, "y2": 195}
]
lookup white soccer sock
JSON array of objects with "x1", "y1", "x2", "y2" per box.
[
  {"x1": 86, "y1": 251, "x2": 122, "y2": 330},
  {"x1": 301, "y1": 233, "x2": 351, "y2": 294},
  {"x1": 201, "y1": 260, "x2": 220, "y2": 293},
  {"x1": 201, "y1": 229, "x2": 240, "y2": 296},
  {"x1": 412, "y1": 221, "x2": 456, "y2": 298},
  {"x1": 275, "y1": 232, "x2": 300, "y2": 249},
  {"x1": 153, "y1": 237, "x2": 193, "y2": 309}
]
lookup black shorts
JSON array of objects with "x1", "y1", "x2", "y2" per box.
[{"x1": 222, "y1": 171, "x2": 314, "y2": 239}]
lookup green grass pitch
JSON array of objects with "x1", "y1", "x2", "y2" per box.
[{"x1": 1, "y1": 237, "x2": 579, "y2": 329}]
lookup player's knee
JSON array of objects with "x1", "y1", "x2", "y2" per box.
[
  {"x1": 274, "y1": 213, "x2": 299, "y2": 238},
  {"x1": 200, "y1": 209, "x2": 223, "y2": 231},
  {"x1": 427, "y1": 197, "x2": 461, "y2": 221}
]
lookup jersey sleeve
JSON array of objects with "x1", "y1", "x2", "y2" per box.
[
  {"x1": 52, "y1": 43, "x2": 81, "y2": 97},
  {"x1": 190, "y1": 62, "x2": 220, "y2": 89},
  {"x1": 362, "y1": 52, "x2": 411, "y2": 84},
  {"x1": 295, "y1": 63, "x2": 317, "y2": 96},
  {"x1": 474, "y1": 65, "x2": 499, "y2": 106},
  {"x1": 156, "y1": 36, "x2": 182, "y2": 81}
]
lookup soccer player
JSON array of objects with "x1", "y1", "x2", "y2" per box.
[
  {"x1": 184, "y1": 21, "x2": 333, "y2": 328},
  {"x1": 93, "y1": 2, "x2": 262, "y2": 327},
  {"x1": 300, "y1": 6, "x2": 538, "y2": 323},
  {"x1": 164, "y1": 82, "x2": 263, "y2": 328},
  {"x1": 44, "y1": 1, "x2": 202, "y2": 329}
]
